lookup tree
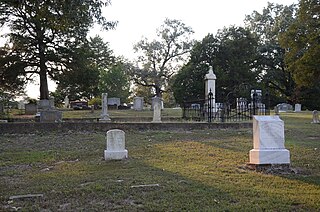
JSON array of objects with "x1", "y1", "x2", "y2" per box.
[
  {"x1": 279, "y1": 0, "x2": 320, "y2": 88},
  {"x1": 99, "y1": 60, "x2": 131, "y2": 103},
  {"x1": 130, "y1": 18, "x2": 194, "y2": 98},
  {"x1": 173, "y1": 27, "x2": 259, "y2": 105},
  {"x1": 245, "y1": 3, "x2": 297, "y2": 104},
  {"x1": 54, "y1": 35, "x2": 115, "y2": 100},
  {"x1": 0, "y1": 0, "x2": 116, "y2": 100}
]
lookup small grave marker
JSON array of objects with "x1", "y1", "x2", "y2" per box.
[{"x1": 104, "y1": 129, "x2": 128, "y2": 160}]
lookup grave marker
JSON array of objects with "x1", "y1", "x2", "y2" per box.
[
  {"x1": 249, "y1": 116, "x2": 290, "y2": 165},
  {"x1": 152, "y1": 97, "x2": 162, "y2": 123},
  {"x1": 312, "y1": 110, "x2": 319, "y2": 123},
  {"x1": 99, "y1": 93, "x2": 111, "y2": 122},
  {"x1": 104, "y1": 129, "x2": 128, "y2": 160}
]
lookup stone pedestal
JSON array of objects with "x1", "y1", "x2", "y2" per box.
[
  {"x1": 99, "y1": 93, "x2": 111, "y2": 122},
  {"x1": 104, "y1": 129, "x2": 128, "y2": 160},
  {"x1": 249, "y1": 116, "x2": 290, "y2": 165},
  {"x1": 39, "y1": 110, "x2": 62, "y2": 123},
  {"x1": 152, "y1": 97, "x2": 162, "y2": 123}
]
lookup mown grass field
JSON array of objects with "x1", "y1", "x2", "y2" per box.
[{"x1": 0, "y1": 111, "x2": 319, "y2": 211}]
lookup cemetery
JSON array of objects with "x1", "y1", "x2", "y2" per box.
[
  {"x1": 0, "y1": 111, "x2": 320, "y2": 211},
  {"x1": 1, "y1": 1, "x2": 320, "y2": 211},
  {"x1": 0, "y1": 66, "x2": 320, "y2": 211}
]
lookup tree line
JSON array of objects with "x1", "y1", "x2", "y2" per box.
[{"x1": 0, "y1": 0, "x2": 319, "y2": 109}]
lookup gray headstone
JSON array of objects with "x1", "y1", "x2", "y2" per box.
[
  {"x1": 152, "y1": 97, "x2": 162, "y2": 123},
  {"x1": 108, "y1": 98, "x2": 121, "y2": 106},
  {"x1": 100, "y1": 93, "x2": 111, "y2": 122},
  {"x1": 294, "y1": 104, "x2": 301, "y2": 112},
  {"x1": 312, "y1": 110, "x2": 319, "y2": 124},
  {"x1": 25, "y1": 103, "x2": 37, "y2": 115},
  {"x1": 40, "y1": 110, "x2": 62, "y2": 123},
  {"x1": 133, "y1": 97, "x2": 144, "y2": 111},
  {"x1": 276, "y1": 103, "x2": 293, "y2": 112}
]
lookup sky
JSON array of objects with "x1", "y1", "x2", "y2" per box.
[{"x1": 15, "y1": 0, "x2": 298, "y2": 99}]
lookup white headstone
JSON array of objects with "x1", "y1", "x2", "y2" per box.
[
  {"x1": 133, "y1": 97, "x2": 144, "y2": 111},
  {"x1": 64, "y1": 96, "x2": 69, "y2": 108},
  {"x1": 312, "y1": 110, "x2": 319, "y2": 123},
  {"x1": 104, "y1": 129, "x2": 128, "y2": 160},
  {"x1": 249, "y1": 116, "x2": 290, "y2": 164},
  {"x1": 294, "y1": 104, "x2": 301, "y2": 112},
  {"x1": 100, "y1": 93, "x2": 111, "y2": 122},
  {"x1": 152, "y1": 97, "x2": 162, "y2": 123}
]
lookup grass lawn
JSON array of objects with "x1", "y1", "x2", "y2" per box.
[{"x1": 0, "y1": 112, "x2": 319, "y2": 211}]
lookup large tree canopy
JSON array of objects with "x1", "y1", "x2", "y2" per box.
[
  {"x1": 0, "y1": 0, "x2": 116, "y2": 99},
  {"x1": 173, "y1": 27, "x2": 259, "y2": 105},
  {"x1": 245, "y1": 2, "x2": 297, "y2": 104},
  {"x1": 54, "y1": 35, "x2": 115, "y2": 100},
  {"x1": 130, "y1": 18, "x2": 194, "y2": 98},
  {"x1": 279, "y1": 0, "x2": 320, "y2": 88}
]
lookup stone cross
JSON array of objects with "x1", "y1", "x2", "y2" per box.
[
  {"x1": 99, "y1": 93, "x2": 111, "y2": 122},
  {"x1": 249, "y1": 116, "x2": 290, "y2": 165},
  {"x1": 104, "y1": 129, "x2": 128, "y2": 160},
  {"x1": 152, "y1": 97, "x2": 162, "y2": 123},
  {"x1": 312, "y1": 110, "x2": 319, "y2": 123}
]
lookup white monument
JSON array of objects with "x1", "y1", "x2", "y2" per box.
[
  {"x1": 249, "y1": 116, "x2": 290, "y2": 164},
  {"x1": 205, "y1": 66, "x2": 216, "y2": 112},
  {"x1": 99, "y1": 93, "x2": 111, "y2": 122},
  {"x1": 133, "y1": 97, "x2": 144, "y2": 111},
  {"x1": 152, "y1": 97, "x2": 162, "y2": 123},
  {"x1": 104, "y1": 129, "x2": 128, "y2": 160}
]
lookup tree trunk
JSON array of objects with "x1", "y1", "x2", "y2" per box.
[
  {"x1": 38, "y1": 36, "x2": 49, "y2": 100},
  {"x1": 155, "y1": 85, "x2": 161, "y2": 98}
]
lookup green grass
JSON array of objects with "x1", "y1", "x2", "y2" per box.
[{"x1": 0, "y1": 112, "x2": 319, "y2": 211}]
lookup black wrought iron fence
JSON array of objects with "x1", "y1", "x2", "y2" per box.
[{"x1": 182, "y1": 90, "x2": 270, "y2": 123}]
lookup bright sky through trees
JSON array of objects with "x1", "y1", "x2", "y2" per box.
[{"x1": 1, "y1": 0, "x2": 297, "y2": 99}]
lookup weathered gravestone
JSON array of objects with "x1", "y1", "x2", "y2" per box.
[
  {"x1": 104, "y1": 129, "x2": 128, "y2": 160},
  {"x1": 108, "y1": 98, "x2": 121, "y2": 107},
  {"x1": 40, "y1": 110, "x2": 62, "y2": 123},
  {"x1": 99, "y1": 93, "x2": 111, "y2": 122},
  {"x1": 311, "y1": 110, "x2": 319, "y2": 124},
  {"x1": 37, "y1": 99, "x2": 62, "y2": 122},
  {"x1": 294, "y1": 104, "x2": 301, "y2": 112},
  {"x1": 152, "y1": 97, "x2": 162, "y2": 123},
  {"x1": 133, "y1": 97, "x2": 144, "y2": 111},
  {"x1": 151, "y1": 97, "x2": 164, "y2": 110},
  {"x1": 276, "y1": 103, "x2": 293, "y2": 112},
  {"x1": 25, "y1": 103, "x2": 37, "y2": 115},
  {"x1": 249, "y1": 116, "x2": 290, "y2": 165}
]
